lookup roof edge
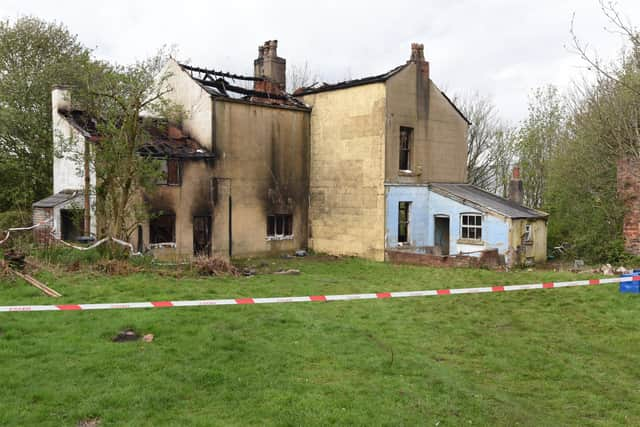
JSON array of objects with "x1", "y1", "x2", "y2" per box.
[{"x1": 295, "y1": 63, "x2": 408, "y2": 96}]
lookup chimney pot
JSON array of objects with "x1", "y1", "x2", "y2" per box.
[{"x1": 410, "y1": 43, "x2": 425, "y2": 63}]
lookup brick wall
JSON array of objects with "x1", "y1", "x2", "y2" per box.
[
  {"x1": 385, "y1": 248, "x2": 501, "y2": 268},
  {"x1": 617, "y1": 157, "x2": 640, "y2": 255}
]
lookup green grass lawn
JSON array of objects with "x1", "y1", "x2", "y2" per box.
[{"x1": 1, "y1": 256, "x2": 639, "y2": 426}]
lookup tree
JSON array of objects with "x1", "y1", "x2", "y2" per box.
[
  {"x1": 516, "y1": 86, "x2": 565, "y2": 209},
  {"x1": 456, "y1": 93, "x2": 516, "y2": 195},
  {"x1": 0, "y1": 16, "x2": 94, "y2": 213},
  {"x1": 84, "y1": 53, "x2": 182, "y2": 245}
]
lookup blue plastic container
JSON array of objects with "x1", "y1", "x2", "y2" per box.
[{"x1": 620, "y1": 272, "x2": 640, "y2": 293}]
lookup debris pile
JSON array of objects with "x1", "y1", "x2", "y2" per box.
[{"x1": 193, "y1": 256, "x2": 239, "y2": 276}]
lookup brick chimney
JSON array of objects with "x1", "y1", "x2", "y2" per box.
[
  {"x1": 254, "y1": 40, "x2": 286, "y2": 94},
  {"x1": 408, "y1": 42, "x2": 429, "y2": 81},
  {"x1": 617, "y1": 157, "x2": 640, "y2": 255},
  {"x1": 508, "y1": 166, "x2": 524, "y2": 205}
]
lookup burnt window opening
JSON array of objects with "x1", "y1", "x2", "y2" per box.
[
  {"x1": 193, "y1": 215, "x2": 212, "y2": 256},
  {"x1": 398, "y1": 202, "x2": 411, "y2": 244},
  {"x1": 267, "y1": 214, "x2": 293, "y2": 239},
  {"x1": 150, "y1": 214, "x2": 176, "y2": 244},
  {"x1": 158, "y1": 159, "x2": 182, "y2": 186},
  {"x1": 399, "y1": 127, "x2": 413, "y2": 171},
  {"x1": 460, "y1": 213, "x2": 482, "y2": 240}
]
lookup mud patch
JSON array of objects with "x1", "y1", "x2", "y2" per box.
[{"x1": 112, "y1": 329, "x2": 140, "y2": 343}]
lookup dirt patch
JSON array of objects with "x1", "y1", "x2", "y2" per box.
[
  {"x1": 112, "y1": 329, "x2": 140, "y2": 343},
  {"x1": 77, "y1": 418, "x2": 101, "y2": 427}
]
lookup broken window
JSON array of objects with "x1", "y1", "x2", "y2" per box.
[
  {"x1": 460, "y1": 213, "x2": 482, "y2": 240},
  {"x1": 399, "y1": 127, "x2": 413, "y2": 171},
  {"x1": 267, "y1": 214, "x2": 293, "y2": 238},
  {"x1": 150, "y1": 214, "x2": 176, "y2": 244},
  {"x1": 158, "y1": 159, "x2": 182, "y2": 185},
  {"x1": 398, "y1": 202, "x2": 411, "y2": 243},
  {"x1": 523, "y1": 223, "x2": 533, "y2": 243}
]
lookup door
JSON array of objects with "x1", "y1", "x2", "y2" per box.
[
  {"x1": 434, "y1": 216, "x2": 450, "y2": 255},
  {"x1": 193, "y1": 215, "x2": 212, "y2": 257}
]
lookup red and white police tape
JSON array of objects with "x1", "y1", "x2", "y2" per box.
[{"x1": 1, "y1": 275, "x2": 637, "y2": 313}]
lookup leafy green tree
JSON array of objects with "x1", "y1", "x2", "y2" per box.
[
  {"x1": 0, "y1": 16, "x2": 94, "y2": 213},
  {"x1": 70, "y1": 50, "x2": 181, "y2": 245},
  {"x1": 516, "y1": 86, "x2": 565, "y2": 209}
]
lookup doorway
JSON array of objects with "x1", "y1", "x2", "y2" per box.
[
  {"x1": 193, "y1": 215, "x2": 212, "y2": 257},
  {"x1": 434, "y1": 216, "x2": 450, "y2": 255},
  {"x1": 60, "y1": 209, "x2": 84, "y2": 242}
]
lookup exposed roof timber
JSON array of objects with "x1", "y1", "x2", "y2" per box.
[
  {"x1": 196, "y1": 78, "x2": 292, "y2": 101},
  {"x1": 179, "y1": 63, "x2": 264, "y2": 82}
]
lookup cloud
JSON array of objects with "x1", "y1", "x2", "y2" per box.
[{"x1": 2, "y1": 0, "x2": 639, "y2": 122}]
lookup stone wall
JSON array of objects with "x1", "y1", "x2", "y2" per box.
[{"x1": 618, "y1": 157, "x2": 640, "y2": 255}]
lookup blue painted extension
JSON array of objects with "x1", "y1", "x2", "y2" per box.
[{"x1": 385, "y1": 185, "x2": 510, "y2": 257}]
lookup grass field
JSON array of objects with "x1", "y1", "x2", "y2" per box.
[{"x1": 1, "y1": 255, "x2": 639, "y2": 426}]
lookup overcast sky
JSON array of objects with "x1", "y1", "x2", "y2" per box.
[{"x1": 2, "y1": 0, "x2": 639, "y2": 122}]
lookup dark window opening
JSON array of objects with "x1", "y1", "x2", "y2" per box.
[
  {"x1": 398, "y1": 202, "x2": 411, "y2": 243},
  {"x1": 150, "y1": 214, "x2": 176, "y2": 244},
  {"x1": 193, "y1": 215, "x2": 212, "y2": 256},
  {"x1": 267, "y1": 214, "x2": 293, "y2": 238},
  {"x1": 460, "y1": 214, "x2": 482, "y2": 241},
  {"x1": 158, "y1": 159, "x2": 182, "y2": 186},
  {"x1": 399, "y1": 127, "x2": 413, "y2": 171}
]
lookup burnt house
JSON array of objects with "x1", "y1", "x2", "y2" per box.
[{"x1": 35, "y1": 40, "x2": 547, "y2": 264}]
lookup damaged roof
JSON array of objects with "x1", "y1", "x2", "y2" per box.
[
  {"x1": 293, "y1": 64, "x2": 408, "y2": 96},
  {"x1": 138, "y1": 124, "x2": 215, "y2": 159},
  {"x1": 33, "y1": 190, "x2": 83, "y2": 208},
  {"x1": 58, "y1": 109, "x2": 98, "y2": 138},
  {"x1": 179, "y1": 63, "x2": 310, "y2": 110},
  {"x1": 430, "y1": 183, "x2": 548, "y2": 219}
]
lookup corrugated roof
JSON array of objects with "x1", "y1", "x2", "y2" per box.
[
  {"x1": 33, "y1": 191, "x2": 83, "y2": 208},
  {"x1": 294, "y1": 64, "x2": 408, "y2": 96},
  {"x1": 430, "y1": 183, "x2": 548, "y2": 219}
]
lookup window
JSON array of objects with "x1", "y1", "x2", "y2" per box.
[
  {"x1": 523, "y1": 224, "x2": 533, "y2": 243},
  {"x1": 399, "y1": 127, "x2": 413, "y2": 171},
  {"x1": 150, "y1": 214, "x2": 176, "y2": 244},
  {"x1": 460, "y1": 213, "x2": 482, "y2": 240},
  {"x1": 158, "y1": 159, "x2": 182, "y2": 185},
  {"x1": 398, "y1": 202, "x2": 411, "y2": 243},
  {"x1": 267, "y1": 214, "x2": 293, "y2": 239}
]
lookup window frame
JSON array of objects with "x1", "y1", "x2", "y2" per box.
[
  {"x1": 399, "y1": 126, "x2": 413, "y2": 171},
  {"x1": 460, "y1": 213, "x2": 483, "y2": 241},
  {"x1": 398, "y1": 201, "x2": 411, "y2": 244},
  {"x1": 266, "y1": 214, "x2": 294, "y2": 240},
  {"x1": 149, "y1": 213, "x2": 176, "y2": 245},
  {"x1": 158, "y1": 158, "x2": 182, "y2": 186},
  {"x1": 523, "y1": 223, "x2": 533, "y2": 243}
]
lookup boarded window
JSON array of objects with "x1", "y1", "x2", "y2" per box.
[
  {"x1": 399, "y1": 127, "x2": 413, "y2": 171},
  {"x1": 158, "y1": 159, "x2": 181, "y2": 185},
  {"x1": 460, "y1": 213, "x2": 482, "y2": 240},
  {"x1": 267, "y1": 214, "x2": 293, "y2": 237},
  {"x1": 150, "y1": 214, "x2": 175, "y2": 243},
  {"x1": 398, "y1": 202, "x2": 411, "y2": 243}
]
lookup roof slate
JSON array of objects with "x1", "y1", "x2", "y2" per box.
[
  {"x1": 430, "y1": 183, "x2": 548, "y2": 219},
  {"x1": 33, "y1": 191, "x2": 83, "y2": 208}
]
